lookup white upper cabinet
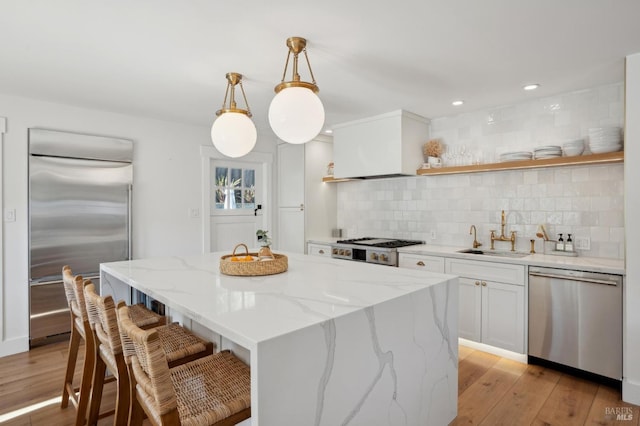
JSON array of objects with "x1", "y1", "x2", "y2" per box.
[{"x1": 332, "y1": 110, "x2": 430, "y2": 179}]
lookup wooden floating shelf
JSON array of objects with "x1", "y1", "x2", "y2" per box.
[
  {"x1": 416, "y1": 151, "x2": 624, "y2": 176},
  {"x1": 322, "y1": 175, "x2": 362, "y2": 183}
]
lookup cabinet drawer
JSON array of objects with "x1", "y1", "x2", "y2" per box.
[
  {"x1": 398, "y1": 253, "x2": 445, "y2": 273},
  {"x1": 307, "y1": 243, "x2": 332, "y2": 257},
  {"x1": 445, "y1": 258, "x2": 525, "y2": 285}
]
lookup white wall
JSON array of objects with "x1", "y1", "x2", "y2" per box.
[
  {"x1": 304, "y1": 136, "x2": 337, "y2": 241},
  {"x1": 623, "y1": 53, "x2": 640, "y2": 404},
  {"x1": 0, "y1": 93, "x2": 275, "y2": 356},
  {"x1": 0, "y1": 117, "x2": 5, "y2": 354}
]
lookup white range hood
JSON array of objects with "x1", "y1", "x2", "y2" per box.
[{"x1": 332, "y1": 110, "x2": 430, "y2": 179}]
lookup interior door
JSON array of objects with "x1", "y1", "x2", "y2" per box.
[
  {"x1": 277, "y1": 143, "x2": 305, "y2": 253},
  {"x1": 210, "y1": 160, "x2": 264, "y2": 252}
]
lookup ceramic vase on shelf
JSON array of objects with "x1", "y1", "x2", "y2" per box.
[{"x1": 427, "y1": 156, "x2": 442, "y2": 168}]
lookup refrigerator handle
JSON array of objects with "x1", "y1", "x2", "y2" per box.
[{"x1": 128, "y1": 184, "x2": 133, "y2": 260}]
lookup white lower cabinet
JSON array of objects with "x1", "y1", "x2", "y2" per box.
[
  {"x1": 398, "y1": 253, "x2": 445, "y2": 273},
  {"x1": 446, "y1": 258, "x2": 525, "y2": 354},
  {"x1": 307, "y1": 243, "x2": 332, "y2": 257}
]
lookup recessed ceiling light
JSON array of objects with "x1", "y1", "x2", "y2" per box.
[
  {"x1": 523, "y1": 84, "x2": 540, "y2": 91},
  {"x1": 324, "y1": 129, "x2": 333, "y2": 134},
  {"x1": 452, "y1": 100, "x2": 464, "y2": 106}
]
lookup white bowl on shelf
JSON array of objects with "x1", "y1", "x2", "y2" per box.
[
  {"x1": 562, "y1": 139, "x2": 585, "y2": 156},
  {"x1": 590, "y1": 144, "x2": 622, "y2": 154}
]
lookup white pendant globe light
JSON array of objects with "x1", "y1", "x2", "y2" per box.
[
  {"x1": 268, "y1": 37, "x2": 325, "y2": 144},
  {"x1": 269, "y1": 86, "x2": 324, "y2": 144},
  {"x1": 211, "y1": 72, "x2": 257, "y2": 158}
]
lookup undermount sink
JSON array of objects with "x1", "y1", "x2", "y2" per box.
[{"x1": 457, "y1": 248, "x2": 529, "y2": 258}]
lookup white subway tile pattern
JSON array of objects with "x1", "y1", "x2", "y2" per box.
[{"x1": 337, "y1": 83, "x2": 625, "y2": 259}]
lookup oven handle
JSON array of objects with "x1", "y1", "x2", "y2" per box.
[{"x1": 529, "y1": 271, "x2": 618, "y2": 286}]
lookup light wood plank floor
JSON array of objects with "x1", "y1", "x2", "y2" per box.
[
  {"x1": 0, "y1": 341, "x2": 638, "y2": 425},
  {"x1": 454, "y1": 345, "x2": 639, "y2": 426}
]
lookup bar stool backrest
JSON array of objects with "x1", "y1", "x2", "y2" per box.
[
  {"x1": 83, "y1": 281, "x2": 123, "y2": 356},
  {"x1": 62, "y1": 265, "x2": 88, "y2": 330},
  {"x1": 117, "y1": 304, "x2": 177, "y2": 418}
]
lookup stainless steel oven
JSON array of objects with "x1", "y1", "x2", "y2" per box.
[{"x1": 330, "y1": 238, "x2": 423, "y2": 267}]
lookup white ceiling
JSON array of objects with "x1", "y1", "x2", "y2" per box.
[{"x1": 2, "y1": 1, "x2": 640, "y2": 136}]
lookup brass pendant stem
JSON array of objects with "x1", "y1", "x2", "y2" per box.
[
  {"x1": 216, "y1": 72, "x2": 251, "y2": 117},
  {"x1": 275, "y1": 36, "x2": 319, "y2": 94}
]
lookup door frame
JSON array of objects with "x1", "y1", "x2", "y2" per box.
[{"x1": 200, "y1": 145, "x2": 273, "y2": 253}]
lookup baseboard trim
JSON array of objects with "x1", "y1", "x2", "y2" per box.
[
  {"x1": 623, "y1": 378, "x2": 640, "y2": 405},
  {"x1": 459, "y1": 338, "x2": 527, "y2": 363},
  {"x1": 0, "y1": 336, "x2": 30, "y2": 358}
]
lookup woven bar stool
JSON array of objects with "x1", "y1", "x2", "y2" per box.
[
  {"x1": 84, "y1": 281, "x2": 215, "y2": 425},
  {"x1": 118, "y1": 304, "x2": 251, "y2": 426},
  {"x1": 60, "y1": 265, "x2": 166, "y2": 425},
  {"x1": 60, "y1": 266, "x2": 96, "y2": 426}
]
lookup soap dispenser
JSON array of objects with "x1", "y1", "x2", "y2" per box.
[
  {"x1": 556, "y1": 234, "x2": 564, "y2": 251},
  {"x1": 565, "y1": 234, "x2": 574, "y2": 252}
]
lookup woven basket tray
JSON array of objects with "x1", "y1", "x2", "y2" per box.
[{"x1": 220, "y1": 244, "x2": 288, "y2": 276}]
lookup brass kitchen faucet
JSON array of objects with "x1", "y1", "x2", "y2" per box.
[
  {"x1": 490, "y1": 210, "x2": 517, "y2": 251},
  {"x1": 469, "y1": 225, "x2": 482, "y2": 249}
]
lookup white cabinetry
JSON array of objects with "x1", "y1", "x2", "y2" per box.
[
  {"x1": 307, "y1": 243, "x2": 332, "y2": 257},
  {"x1": 277, "y1": 136, "x2": 336, "y2": 253},
  {"x1": 446, "y1": 258, "x2": 526, "y2": 354},
  {"x1": 398, "y1": 253, "x2": 445, "y2": 273}
]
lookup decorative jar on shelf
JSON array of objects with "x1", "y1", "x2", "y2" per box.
[{"x1": 326, "y1": 162, "x2": 334, "y2": 176}]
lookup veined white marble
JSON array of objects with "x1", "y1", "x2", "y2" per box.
[{"x1": 101, "y1": 252, "x2": 459, "y2": 426}]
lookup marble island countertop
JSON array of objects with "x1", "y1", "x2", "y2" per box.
[
  {"x1": 101, "y1": 251, "x2": 457, "y2": 350},
  {"x1": 101, "y1": 251, "x2": 459, "y2": 425},
  {"x1": 398, "y1": 244, "x2": 625, "y2": 275}
]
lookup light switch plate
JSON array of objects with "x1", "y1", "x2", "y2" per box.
[
  {"x1": 4, "y1": 208, "x2": 16, "y2": 222},
  {"x1": 575, "y1": 237, "x2": 590, "y2": 250},
  {"x1": 188, "y1": 208, "x2": 200, "y2": 219}
]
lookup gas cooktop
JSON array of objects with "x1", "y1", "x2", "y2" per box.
[{"x1": 335, "y1": 238, "x2": 424, "y2": 249}]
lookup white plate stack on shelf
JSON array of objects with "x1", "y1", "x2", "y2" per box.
[
  {"x1": 562, "y1": 139, "x2": 585, "y2": 156},
  {"x1": 588, "y1": 127, "x2": 623, "y2": 153},
  {"x1": 499, "y1": 151, "x2": 533, "y2": 162},
  {"x1": 533, "y1": 145, "x2": 562, "y2": 159}
]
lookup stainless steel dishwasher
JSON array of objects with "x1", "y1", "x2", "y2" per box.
[{"x1": 528, "y1": 266, "x2": 622, "y2": 380}]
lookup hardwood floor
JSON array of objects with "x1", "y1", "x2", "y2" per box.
[
  {"x1": 0, "y1": 342, "x2": 637, "y2": 425},
  {"x1": 454, "y1": 345, "x2": 639, "y2": 426},
  {"x1": 0, "y1": 340, "x2": 120, "y2": 426}
]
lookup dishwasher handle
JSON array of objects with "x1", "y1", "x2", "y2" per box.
[{"x1": 529, "y1": 271, "x2": 619, "y2": 286}]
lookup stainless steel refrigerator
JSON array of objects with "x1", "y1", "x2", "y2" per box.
[{"x1": 28, "y1": 128, "x2": 133, "y2": 346}]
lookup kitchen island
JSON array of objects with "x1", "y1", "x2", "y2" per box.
[{"x1": 100, "y1": 252, "x2": 459, "y2": 426}]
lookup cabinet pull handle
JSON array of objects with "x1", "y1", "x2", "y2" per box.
[
  {"x1": 475, "y1": 281, "x2": 480, "y2": 286},
  {"x1": 416, "y1": 261, "x2": 425, "y2": 266},
  {"x1": 481, "y1": 281, "x2": 487, "y2": 286},
  {"x1": 300, "y1": 203, "x2": 304, "y2": 211},
  {"x1": 318, "y1": 249, "x2": 325, "y2": 254}
]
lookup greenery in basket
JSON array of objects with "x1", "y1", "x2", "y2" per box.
[{"x1": 256, "y1": 229, "x2": 272, "y2": 247}]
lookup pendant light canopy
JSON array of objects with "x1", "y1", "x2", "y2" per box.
[
  {"x1": 268, "y1": 37, "x2": 325, "y2": 144},
  {"x1": 211, "y1": 72, "x2": 257, "y2": 158}
]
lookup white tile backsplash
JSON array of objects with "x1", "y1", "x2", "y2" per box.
[{"x1": 337, "y1": 83, "x2": 625, "y2": 259}]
